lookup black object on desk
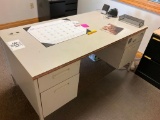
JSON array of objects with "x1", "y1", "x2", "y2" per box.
[
  {"x1": 108, "y1": 8, "x2": 118, "y2": 17},
  {"x1": 102, "y1": 4, "x2": 110, "y2": 13},
  {"x1": 119, "y1": 14, "x2": 144, "y2": 28},
  {"x1": 135, "y1": 33, "x2": 160, "y2": 89}
]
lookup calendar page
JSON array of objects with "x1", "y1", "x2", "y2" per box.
[{"x1": 27, "y1": 20, "x2": 87, "y2": 45}]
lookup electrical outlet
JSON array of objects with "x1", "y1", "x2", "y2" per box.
[{"x1": 30, "y1": 3, "x2": 34, "y2": 9}]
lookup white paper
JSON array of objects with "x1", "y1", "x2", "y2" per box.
[
  {"x1": 7, "y1": 40, "x2": 25, "y2": 51},
  {"x1": 27, "y1": 20, "x2": 86, "y2": 45}
]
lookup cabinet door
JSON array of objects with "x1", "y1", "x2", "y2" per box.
[{"x1": 41, "y1": 74, "x2": 79, "y2": 117}]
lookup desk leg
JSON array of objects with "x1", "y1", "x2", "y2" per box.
[
  {"x1": 128, "y1": 61, "x2": 134, "y2": 71},
  {"x1": 39, "y1": 115, "x2": 44, "y2": 120},
  {"x1": 11, "y1": 75, "x2": 17, "y2": 85},
  {"x1": 34, "y1": 80, "x2": 45, "y2": 120}
]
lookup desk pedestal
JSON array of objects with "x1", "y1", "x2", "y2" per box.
[{"x1": 96, "y1": 30, "x2": 145, "y2": 69}]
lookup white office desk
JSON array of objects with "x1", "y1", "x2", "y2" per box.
[{"x1": 0, "y1": 11, "x2": 147, "y2": 120}]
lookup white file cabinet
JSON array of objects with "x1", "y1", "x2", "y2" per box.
[{"x1": 96, "y1": 31, "x2": 145, "y2": 69}]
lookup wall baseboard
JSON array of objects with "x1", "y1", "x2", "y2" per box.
[{"x1": 0, "y1": 18, "x2": 39, "y2": 30}]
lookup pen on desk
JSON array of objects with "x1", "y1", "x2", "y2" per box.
[{"x1": 87, "y1": 30, "x2": 97, "y2": 35}]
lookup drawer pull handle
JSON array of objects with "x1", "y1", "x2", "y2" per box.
[
  {"x1": 54, "y1": 83, "x2": 69, "y2": 93},
  {"x1": 153, "y1": 37, "x2": 160, "y2": 42},
  {"x1": 52, "y1": 68, "x2": 69, "y2": 79},
  {"x1": 144, "y1": 55, "x2": 151, "y2": 60}
]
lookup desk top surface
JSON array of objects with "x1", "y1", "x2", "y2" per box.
[{"x1": 0, "y1": 11, "x2": 147, "y2": 80}]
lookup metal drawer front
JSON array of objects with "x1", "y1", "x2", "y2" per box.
[
  {"x1": 41, "y1": 74, "x2": 79, "y2": 117},
  {"x1": 38, "y1": 61, "x2": 80, "y2": 93}
]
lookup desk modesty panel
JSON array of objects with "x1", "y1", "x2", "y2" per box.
[{"x1": 0, "y1": 11, "x2": 148, "y2": 120}]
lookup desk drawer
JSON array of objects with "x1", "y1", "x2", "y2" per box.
[
  {"x1": 38, "y1": 61, "x2": 80, "y2": 93},
  {"x1": 65, "y1": 10, "x2": 77, "y2": 16},
  {"x1": 144, "y1": 35, "x2": 160, "y2": 62},
  {"x1": 41, "y1": 74, "x2": 79, "y2": 117},
  {"x1": 66, "y1": 3, "x2": 77, "y2": 11}
]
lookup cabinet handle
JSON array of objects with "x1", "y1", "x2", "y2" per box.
[
  {"x1": 153, "y1": 37, "x2": 160, "y2": 42},
  {"x1": 52, "y1": 68, "x2": 69, "y2": 79},
  {"x1": 144, "y1": 55, "x2": 151, "y2": 60},
  {"x1": 54, "y1": 83, "x2": 70, "y2": 93}
]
